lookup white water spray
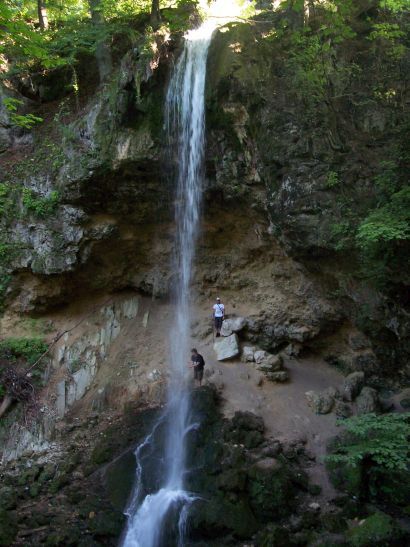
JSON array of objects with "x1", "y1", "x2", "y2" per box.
[{"x1": 120, "y1": 19, "x2": 216, "y2": 547}]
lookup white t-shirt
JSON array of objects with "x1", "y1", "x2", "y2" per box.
[{"x1": 213, "y1": 303, "x2": 225, "y2": 317}]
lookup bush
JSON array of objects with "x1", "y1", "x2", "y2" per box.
[
  {"x1": 326, "y1": 413, "x2": 410, "y2": 506},
  {"x1": 347, "y1": 512, "x2": 404, "y2": 547},
  {"x1": 0, "y1": 337, "x2": 48, "y2": 365},
  {"x1": 22, "y1": 188, "x2": 59, "y2": 218}
]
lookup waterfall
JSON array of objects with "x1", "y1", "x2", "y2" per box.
[{"x1": 120, "y1": 21, "x2": 215, "y2": 547}]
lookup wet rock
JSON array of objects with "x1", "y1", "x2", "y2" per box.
[
  {"x1": 266, "y1": 370, "x2": 289, "y2": 382},
  {"x1": 220, "y1": 316, "x2": 246, "y2": 336},
  {"x1": 305, "y1": 387, "x2": 339, "y2": 414},
  {"x1": 356, "y1": 387, "x2": 381, "y2": 415},
  {"x1": 213, "y1": 333, "x2": 239, "y2": 361},
  {"x1": 241, "y1": 346, "x2": 255, "y2": 362},
  {"x1": 342, "y1": 372, "x2": 365, "y2": 402}
]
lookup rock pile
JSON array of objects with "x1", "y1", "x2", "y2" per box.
[
  {"x1": 242, "y1": 347, "x2": 289, "y2": 383},
  {"x1": 305, "y1": 371, "x2": 381, "y2": 416}
]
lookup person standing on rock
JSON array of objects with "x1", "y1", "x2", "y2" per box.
[
  {"x1": 213, "y1": 297, "x2": 225, "y2": 337},
  {"x1": 189, "y1": 348, "x2": 205, "y2": 387}
]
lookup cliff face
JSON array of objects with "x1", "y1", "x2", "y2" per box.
[
  {"x1": 204, "y1": 19, "x2": 409, "y2": 382},
  {"x1": 0, "y1": 5, "x2": 409, "y2": 546},
  {"x1": 2, "y1": 22, "x2": 408, "y2": 382}
]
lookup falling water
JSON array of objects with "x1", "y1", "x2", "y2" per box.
[{"x1": 120, "y1": 20, "x2": 216, "y2": 547}]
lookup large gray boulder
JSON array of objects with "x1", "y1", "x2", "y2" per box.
[
  {"x1": 356, "y1": 387, "x2": 381, "y2": 415},
  {"x1": 221, "y1": 317, "x2": 247, "y2": 337},
  {"x1": 342, "y1": 372, "x2": 365, "y2": 402},
  {"x1": 214, "y1": 334, "x2": 240, "y2": 361}
]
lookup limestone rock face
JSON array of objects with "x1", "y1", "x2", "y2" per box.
[
  {"x1": 214, "y1": 334, "x2": 240, "y2": 361},
  {"x1": 342, "y1": 372, "x2": 365, "y2": 402},
  {"x1": 221, "y1": 317, "x2": 247, "y2": 337}
]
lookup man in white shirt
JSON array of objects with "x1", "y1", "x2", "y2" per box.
[{"x1": 213, "y1": 297, "x2": 225, "y2": 337}]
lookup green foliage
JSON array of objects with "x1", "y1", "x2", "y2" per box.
[
  {"x1": 357, "y1": 206, "x2": 409, "y2": 250},
  {"x1": 0, "y1": 337, "x2": 48, "y2": 365},
  {"x1": 325, "y1": 170, "x2": 339, "y2": 189},
  {"x1": 22, "y1": 188, "x2": 60, "y2": 218},
  {"x1": 347, "y1": 512, "x2": 403, "y2": 547},
  {"x1": 327, "y1": 413, "x2": 410, "y2": 473},
  {"x1": 2, "y1": 98, "x2": 43, "y2": 129},
  {"x1": 0, "y1": 183, "x2": 14, "y2": 219},
  {"x1": 1, "y1": 1, "x2": 197, "y2": 79}
]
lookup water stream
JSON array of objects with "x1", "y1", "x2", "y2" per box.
[{"x1": 120, "y1": 20, "x2": 216, "y2": 547}]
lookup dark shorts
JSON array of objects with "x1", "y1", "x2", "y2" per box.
[
  {"x1": 194, "y1": 367, "x2": 204, "y2": 381},
  {"x1": 215, "y1": 317, "x2": 223, "y2": 330}
]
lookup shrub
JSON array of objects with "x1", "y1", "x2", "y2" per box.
[
  {"x1": 347, "y1": 512, "x2": 404, "y2": 547},
  {"x1": 0, "y1": 337, "x2": 48, "y2": 365},
  {"x1": 22, "y1": 188, "x2": 59, "y2": 218},
  {"x1": 326, "y1": 413, "x2": 410, "y2": 505}
]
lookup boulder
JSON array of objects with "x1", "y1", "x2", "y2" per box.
[
  {"x1": 241, "y1": 346, "x2": 255, "y2": 362},
  {"x1": 306, "y1": 387, "x2": 339, "y2": 414},
  {"x1": 214, "y1": 334, "x2": 240, "y2": 361},
  {"x1": 266, "y1": 371, "x2": 289, "y2": 383},
  {"x1": 257, "y1": 354, "x2": 283, "y2": 372},
  {"x1": 333, "y1": 400, "x2": 352, "y2": 419},
  {"x1": 254, "y1": 350, "x2": 268, "y2": 364},
  {"x1": 356, "y1": 387, "x2": 381, "y2": 415},
  {"x1": 342, "y1": 372, "x2": 365, "y2": 402},
  {"x1": 221, "y1": 317, "x2": 247, "y2": 337}
]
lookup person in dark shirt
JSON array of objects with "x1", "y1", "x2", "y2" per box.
[{"x1": 189, "y1": 348, "x2": 205, "y2": 386}]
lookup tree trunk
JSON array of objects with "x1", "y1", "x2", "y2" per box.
[
  {"x1": 88, "y1": 0, "x2": 112, "y2": 82},
  {"x1": 38, "y1": 0, "x2": 49, "y2": 30},
  {"x1": 150, "y1": 0, "x2": 161, "y2": 30}
]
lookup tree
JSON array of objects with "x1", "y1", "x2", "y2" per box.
[
  {"x1": 151, "y1": 0, "x2": 161, "y2": 29},
  {"x1": 37, "y1": 0, "x2": 49, "y2": 30},
  {"x1": 88, "y1": 0, "x2": 112, "y2": 82}
]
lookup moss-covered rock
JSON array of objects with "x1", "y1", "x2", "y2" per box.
[
  {"x1": 347, "y1": 512, "x2": 406, "y2": 546},
  {"x1": 248, "y1": 457, "x2": 296, "y2": 521}
]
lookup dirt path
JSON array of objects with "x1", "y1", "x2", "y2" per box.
[{"x1": 197, "y1": 330, "x2": 344, "y2": 500}]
